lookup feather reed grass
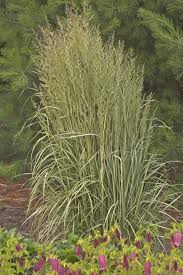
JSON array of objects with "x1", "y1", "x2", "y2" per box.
[{"x1": 28, "y1": 12, "x2": 177, "y2": 242}]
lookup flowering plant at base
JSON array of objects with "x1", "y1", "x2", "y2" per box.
[{"x1": 0, "y1": 223, "x2": 183, "y2": 274}]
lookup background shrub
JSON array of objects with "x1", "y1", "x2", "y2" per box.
[{"x1": 1, "y1": 1, "x2": 183, "y2": 201}]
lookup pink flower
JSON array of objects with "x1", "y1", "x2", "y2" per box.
[
  {"x1": 123, "y1": 255, "x2": 129, "y2": 270},
  {"x1": 129, "y1": 252, "x2": 137, "y2": 260},
  {"x1": 34, "y1": 256, "x2": 46, "y2": 272},
  {"x1": 16, "y1": 244, "x2": 22, "y2": 252},
  {"x1": 146, "y1": 232, "x2": 153, "y2": 242},
  {"x1": 65, "y1": 269, "x2": 71, "y2": 275},
  {"x1": 49, "y1": 258, "x2": 62, "y2": 272},
  {"x1": 115, "y1": 228, "x2": 121, "y2": 240},
  {"x1": 58, "y1": 265, "x2": 65, "y2": 275},
  {"x1": 93, "y1": 239, "x2": 99, "y2": 248},
  {"x1": 171, "y1": 231, "x2": 182, "y2": 248},
  {"x1": 18, "y1": 257, "x2": 24, "y2": 267},
  {"x1": 98, "y1": 254, "x2": 107, "y2": 271},
  {"x1": 144, "y1": 261, "x2": 151, "y2": 275},
  {"x1": 75, "y1": 244, "x2": 82, "y2": 256}
]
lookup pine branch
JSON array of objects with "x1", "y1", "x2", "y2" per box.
[
  {"x1": 161, "y1": 0, "x2": 183, "y2": 15},
  {"x1": 138, "y1": 8, "x2": 183, "y2": 80}
]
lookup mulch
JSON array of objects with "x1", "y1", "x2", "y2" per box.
[
  {"x1": 0, "y1": 176, "x2": 182, "y2": 241},
  {"x1": 0, "y1": 177, "x2": 31, "y2": 236}
]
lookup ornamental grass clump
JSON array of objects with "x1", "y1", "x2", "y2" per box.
[{"x1": 29, "y1": 11, "x2": 177, "y2": 242}]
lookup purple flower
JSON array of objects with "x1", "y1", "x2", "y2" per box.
[
  {"x1": 58, "y1": 266, "x2": 65, "y2": 275},
  {"x1": 18, "y1": 257, "x2": 24, "y2": 267},
  {"x1": 174, "y1": 261, "x2": 178, "y2": 271},
  {"x1": 146, "y1": 232, "x2": 153, "y2": 242},
  {"x1": 134, "y1": 240, "x2": 141, "y2": 249},
  {"x1": 171, "y1": 231, "x2": 182, "y2": 248},
  {"x1": 65, "y1": 268, "x2": 72, "y2": 275},
  {"x1": 144, "y1": 261, "x2": 151, "y2": 275},
  {"x1": 82, "y1": 250, "x2": 86, "y2": 259},
  {"x1": 75, "y1": 244, "x2": 82, "y2": 256},
  {"x1": 101, "y1": 236, "x2": 107, "y2": 243},
  {"x1": 123, "y1": 255, "x2": 129, "y2": 270},
  {"x1": 34, "y1": 256, "x2": 46, "y2": 272},
  {"x1": 115, "y1": 228, "x2": 121, "y2": 240},
  {"x1": 173, "y1": 260, "x2": 183, "y2": 273},
  {"x1": 129, "y1": 252, "x2": 137, "y2": 260},
  {"x1": 48, "y1": 258, "x2": 65, "y2": 275},
  {"x1": 16, "y1": 244, "x2": 22, "y2": 252},
  {"x1": 98, "y1": 254, "x2": 107, "y2": 271},
  {"x1": 93, "y1": 239, "x2": 99, "y2": 248},
  {"x1": 49, "y1": 258, "x2": 61, "y2": 272}
]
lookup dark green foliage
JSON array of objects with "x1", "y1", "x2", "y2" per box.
[
  {"x1": 90, "y1": 0, "x2": 183, "y2": 82},
  {"x1": 1, "y1": 0, "x2": 183, "y2": 186},
  {"x1": 0, "y1": 0, "x2": 72, "y2": 163},
  {"x1": 0, "y1": 161, "x2": 23, "y2": 180},
  {"x1": 138, "y1": 7, "x2": 183, "y2": 81}
]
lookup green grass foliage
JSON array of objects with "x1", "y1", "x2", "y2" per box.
[
  {"x1": 29, "y1": 12, "x2": 178, "y2": 242},
  {"x1": 0, "y1": 161, "x2": 23, "y2": 181}
]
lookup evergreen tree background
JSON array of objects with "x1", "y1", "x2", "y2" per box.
[
  {"x1": 0, "y1": 0, "x2": 70, "y2": 168},
  {"x1": 0, "y1": 0, "x2": 183, "y2": 186}
]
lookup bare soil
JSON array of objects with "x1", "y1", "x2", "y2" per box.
[{"x1": 0, "y1": 177, "x2": 31, "y2": 236}]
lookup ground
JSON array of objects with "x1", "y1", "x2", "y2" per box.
[{"x1": 0, "y1": 177, "x2": 31, "y2": 236}]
